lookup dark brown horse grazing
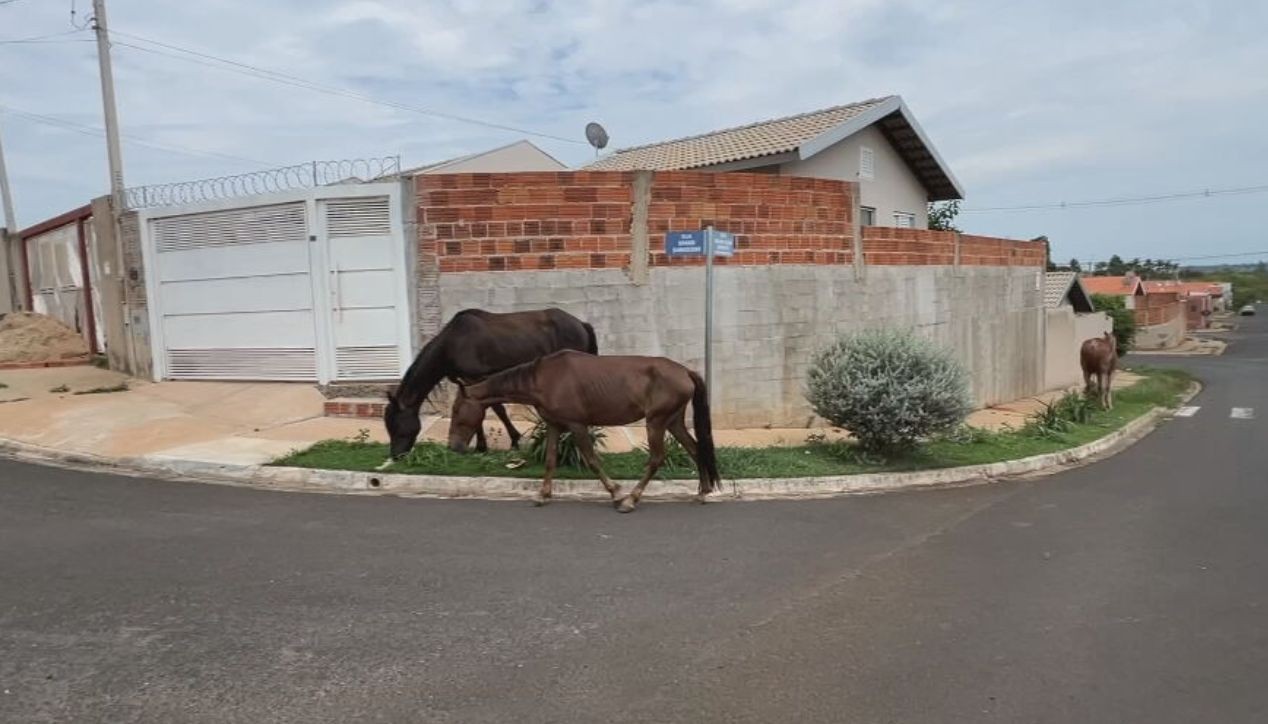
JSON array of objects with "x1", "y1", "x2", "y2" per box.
[
  {"x1": 450, "y1": 350, "x2": 721, "y2": 513},
  {"x1": 384, "y1": 309, "x2": 597, "y2": 459},
  {"x1": 1080, "y1": 331, "x2": 1118, "y2": 409}
]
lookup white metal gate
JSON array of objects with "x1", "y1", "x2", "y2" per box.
[{"x1": 140, "y1": 184, "x2": 411, "y2": 383}]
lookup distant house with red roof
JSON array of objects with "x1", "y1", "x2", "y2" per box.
[
  {"x1": 1082, "y1": 272, "x2": 1185, "y2": 348},
  {"x1": 1081, "y1": 274, "x2": 1145, "y2": 305},
  {"x1": 1144, "y1": 280, "x2": 1226, "y2": 329}
]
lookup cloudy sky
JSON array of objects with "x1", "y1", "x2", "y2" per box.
[{"x1": 2, "y1": 0, "x2": 1266, "y2": 265}]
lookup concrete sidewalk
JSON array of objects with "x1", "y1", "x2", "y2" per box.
[{"x1": 0, "y1": 365, "x2": 1141, "y2": 467}]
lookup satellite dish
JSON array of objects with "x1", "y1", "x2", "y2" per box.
[{"x1": 585, "y1": 122, "x2": 609, "y2": 155}]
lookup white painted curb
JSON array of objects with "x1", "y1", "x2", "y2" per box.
[{"x1": 0, "y1": 384, "x2": 1200, "y2": 502}]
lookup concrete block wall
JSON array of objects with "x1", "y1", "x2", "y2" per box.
[{"x1": 438, "y1": 264, "x2": 1045, "y2": 428}]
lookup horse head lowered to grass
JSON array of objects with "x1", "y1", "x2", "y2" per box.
[
  {"x1": 384, "y1": 309, "x2": 597, "y2": 459},
  {"x1": 449, "y1": 350, "x2": 721, "y2": 513}
]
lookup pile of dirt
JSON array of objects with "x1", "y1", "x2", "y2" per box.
[{"x1": 0, "y1": 312, "x2": 90, "y2": 364}]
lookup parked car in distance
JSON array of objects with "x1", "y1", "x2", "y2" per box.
[{"x1": 1240, "y1": 304, "x2": 1256, "y2": 316}]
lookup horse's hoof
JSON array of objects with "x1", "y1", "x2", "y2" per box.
[
  {"x1": 694, "y1": 494, "x2": 708, "y2": 505},
  {"x1": 617, "y1": 497, "x2": 637, "y2": 513},
  {"x1": 532, "y1": 495, "x2": 551, "y2": 507}
]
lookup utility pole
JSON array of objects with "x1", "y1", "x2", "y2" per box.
[
  {"x1": 91, "y1": 0, "x2": 126, "y2": 206},
  {"x1": 0, "y1": 113, "x2": 18, "y2": 313}
]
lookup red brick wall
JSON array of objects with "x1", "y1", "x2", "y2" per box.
[
  {"x1": 1135, "y1": 292, "x2": 1182, "y2": 326},
  {"x1": 647, "y1": 172, "x2": 853, "y2": 267},
  {"x1": 416, "y1": 171, "x2": 1045, "y2": 272},
  {"x1": 417, "y1": 171, "x2": 635, "y2": 273},
  {"x1": 861, "y1": 227, "x2": 956, "y2": 265}
]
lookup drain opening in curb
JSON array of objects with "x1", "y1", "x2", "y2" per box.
[{"x1": 368, "y1": 477, "x2": 382, "y2": 488}]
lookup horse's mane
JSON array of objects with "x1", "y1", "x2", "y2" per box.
[{"x1": 391, "y1": 325, "x2": 450, "y2": 408}]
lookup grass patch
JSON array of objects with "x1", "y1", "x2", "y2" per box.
[
  {"x1": 270, "y1": 367, "x2": 1194, "y2": 480},
  {"x1": 0, "y1": 381, "x2": 8, "y2": 390},
  {"x1": 73, "y1": 382, "x2": 129, "y2": 395},
  {"x1": 48, "y1": 384, "x2": 69, "y2": 393}
]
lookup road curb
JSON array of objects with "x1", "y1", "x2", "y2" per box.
[{"x1": 0, "y1": 382, "x2": 1201, "y2": 502}]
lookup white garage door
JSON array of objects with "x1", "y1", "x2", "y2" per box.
[
  {"x1": 144, "y1": 186, "x2": 411, "y2": 383},
  {"x1": 153, "y1": 202, "x2": 319, "y2": 380}
]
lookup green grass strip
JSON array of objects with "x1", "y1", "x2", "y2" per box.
[{"x1": 270, "y1": 367, "x2": 1194, "y2": 480}]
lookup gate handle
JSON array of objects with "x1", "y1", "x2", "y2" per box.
[{"x1": 332, "y1": 262, "x2": 343, "y2": 321}]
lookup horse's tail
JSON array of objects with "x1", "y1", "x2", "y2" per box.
[
  {"x1": 582, "y1": 322, "x2": 599, "y2": 355},
  {"x1": 687, "y1": 371, "x2": 721, "y2": 493}
]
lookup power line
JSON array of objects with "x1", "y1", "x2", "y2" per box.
[
  {"x1": 0, "y1": 104, "x2": 276, "y2": 167},
  {"x1": 0, "y1": 28, "x2": 87, "y2": 43},
  {"x1": 109, "y1": 30, "x2": 587, "y2": 145},
  {"x1": 962, "y1": 183, "x2": 1268, "y2": 213}
]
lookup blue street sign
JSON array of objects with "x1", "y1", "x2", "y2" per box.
[
  {"x1": 665, "y1": 230, "x2": 706, "y2": 256},
  {"x1": 665, "y1": 229, "x2": 734, "y2": 257},
  {"x1": 712, "y1": 230, "x2": 735, "y2": 257}
]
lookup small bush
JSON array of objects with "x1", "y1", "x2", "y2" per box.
[
  {"x1": 525, "y1": 420, "x2": 606, "y2": 470},
  {"x1": 1025, "y1": 391, "x2": 1097, "y2": 438},
  {"x1": 805, "y1": 329, "x2": 971, "y2": 456}
]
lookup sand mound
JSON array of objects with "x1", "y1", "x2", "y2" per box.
[{"x1": 0, "y1": 312, "x2": 90, "y2": 364}]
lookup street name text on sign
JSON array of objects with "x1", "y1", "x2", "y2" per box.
[{"x1": 665, "y1": 230, "x2": 734, "y2": 257}]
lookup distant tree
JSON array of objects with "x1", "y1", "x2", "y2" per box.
[
  {"x1": 1106, "y1": 255, "x2": 1128, "y2": 275},
  {"x1": 927, "y1": 201, "x2": 961, "y2": 232},
  {"x1": 1069, "y1": 258, "x2": 1082, "y2": 273},
  {"x1": 1091, "y1": 294, "x2": 1137, "y2": 353}
]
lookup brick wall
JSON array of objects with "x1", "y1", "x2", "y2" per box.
[
  {"x1": 413, "y1": 170, "x2": 1051, "y2": 425},
  {"x1": 415, "y1": 171, "x2": 859, "y2": 273},
  {"x1": 861, "y1": 228, "x2": 1049, "y2": 267},
  {"x1": 1135, "y1": 291, "x2": 1182, "y2": 327},
  {"x1": 861, "y1": 227, "x2": 956, "y2": 265},
  {"x1": 417, "y1": 171, "x2": 635, "y2": 274},
  {"x1": 417, "y1": 170, "x2": 1044, "y2": 277},
  {"x1": 646, "y1": 172, "x2": 853, "y2": 267}
]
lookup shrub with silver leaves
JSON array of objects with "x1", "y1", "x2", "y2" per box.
[{"x1": 805, "y1": 329, "x2": 971, "y2": 455}]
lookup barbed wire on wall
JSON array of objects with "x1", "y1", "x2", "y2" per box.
[{"x1": 123, "y1": 156, "x2": 402, "y2": 209}]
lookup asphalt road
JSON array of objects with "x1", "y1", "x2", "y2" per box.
[{"x1": 2, "y1": 310, "x2": 1265, "y2": 723}]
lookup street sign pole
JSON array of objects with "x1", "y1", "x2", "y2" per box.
[{"x1": 704, "y1": 225, "x2": 715, "y2": 406}]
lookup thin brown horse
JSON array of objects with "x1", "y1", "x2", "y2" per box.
[
  {"x1": 449, "y1": 350, "x2": 721, "y2": 513},
  {"x1": 1080, "y1": 331, "x2": 1118, "y2": 409}
]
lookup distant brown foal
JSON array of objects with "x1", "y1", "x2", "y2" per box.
[
  {"x1": 449, "y1": 350, "x2": 721, "y2": 513},
  {"x1": 1080, "y1": 331, "x2": 1118, "y2": 409}
]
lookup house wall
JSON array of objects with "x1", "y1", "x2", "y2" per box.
[
  {"x1": 416, "y1": 171, "x2": 1046, "y2": 427},
  {"x1": 1184, "y1": 295, "x2": 1211, "y2": 329},
  {"x1": 1044, "y1": 307, "x2": 1112, "y2": 390},
  {"x1": 781, "y1": 125, "x2": 930, "y2": 229},
  {"x1": 1133, "y1": 292, "x2": 1185, "y2": 350},
  {"x1": 418, "y1": 142, "x2": 566, "y2": 174}
]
